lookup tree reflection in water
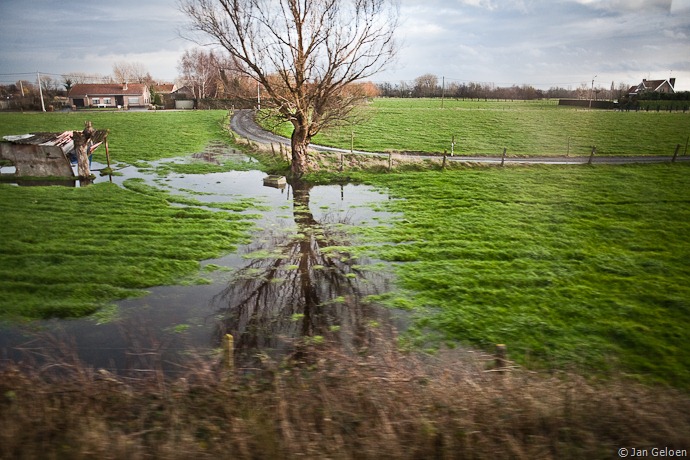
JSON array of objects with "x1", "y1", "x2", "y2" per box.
[{"x1": 212, "y1": 180, "x2": 395, "y2": 368}]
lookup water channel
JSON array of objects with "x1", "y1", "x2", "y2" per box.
[{"x1": 0, "y1": 144, "x2": 406, "y2": 376}]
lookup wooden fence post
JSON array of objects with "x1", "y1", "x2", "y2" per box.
[
  {"x1": 588, "y1": 146, "x2": 596, "y2": 165},
  {"x1": 672, "y1": 143, "x2": 680, "y2": 163},
  {"x1": 224, "y1": 334, "x2": 234, "y2": 372},
  {"x1": 501, "y1": 147, "x2": 507, "y2": 166},
  {"x1": 495, "y1": 344, "x2": 507, "y2": 373},
  {"x1": 104, "y1": 137, "x2": 111, "y2": 169}
]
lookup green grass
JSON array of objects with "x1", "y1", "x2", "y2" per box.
[
  {"x1": 263, "y1": 98, "x2": 690, "y2": 156},
  {"x1": 0, "y1": 110, "x2": 231, "y2": 164},
  {"x1": 340, "y1": 163, "x2": 690, "y2": 387},
  {"x1": 0, "y1": 110, "x2": 270, "y2": 320},
  {"x1": 0, "y1": 181, "x2": 256, "y2": 319}
]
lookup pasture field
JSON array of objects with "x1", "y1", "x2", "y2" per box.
[
  {"x1": 0, "y1": 110, "x2": 261, "y2": 319},
  {"x1": 0, "y1": 180, "x2": 259, "y2": 319},
  {"x1": 346, "y1": 163, "x2": 690, "y2": 387},
  {"x1": 0, "y1": 110, "x2": 231, "y2": 164},
  {"x1": 266, "y1": 98, "x2": 690, "y2": 157}
]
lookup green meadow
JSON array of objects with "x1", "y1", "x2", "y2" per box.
[
  {"x1": 347, "y1": 163, "x2": 690, "y2": 387},
  {"x1": 0, "y1": 110, "x2": 259, "y2": 320},
  {"x1": 0, "y1": 181, "x2": 258, "y2": 320},
  {"x1": 0, "y1": 110, "x2": 231, "y2": 164},
  {"x1": 266, "y1": 98, "x2": 690, "y2": 156}
]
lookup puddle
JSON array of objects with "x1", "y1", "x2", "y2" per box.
[{"x1": 0, "y1": 144, "x2": 404, "y2": 375}]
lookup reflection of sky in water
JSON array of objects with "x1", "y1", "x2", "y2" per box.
[{"x1": 0, "y1": 148, "x2": 401, "y2": 375}]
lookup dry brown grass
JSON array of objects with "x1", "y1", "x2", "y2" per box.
[{"x1": 1, "y1": 333, "x2": 689, "y2": 460}]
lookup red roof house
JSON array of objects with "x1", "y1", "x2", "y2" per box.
[{"x1": 68, "y1": 83, "x2": 151, "y2": 108}]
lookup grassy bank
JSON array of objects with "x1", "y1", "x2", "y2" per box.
[
  {"x1": 337, "y1": 163, "x2": 690, "y2": 388},
  {"x1": 0, "y1": 181, "x2": 258, "y2": 319},
  {"x1": 264, "y1": 98, "x2": 690, "y2": 156}
]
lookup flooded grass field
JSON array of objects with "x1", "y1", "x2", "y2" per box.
[
  {"x1": 2, "y1": 113, "x2": 690, "y2": 458},
  {"x1": 0, "y1": 142, "x2": 402, "y2": 374},
  {"x1": 2, "y1": 110, "x2": 689, "y2": 388}
]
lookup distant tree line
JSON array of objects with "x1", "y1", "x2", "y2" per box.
[{"x1": 376, "y1": 74, "x2": 638, "y2": 101}]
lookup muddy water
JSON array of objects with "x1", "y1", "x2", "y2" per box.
[{"x1": 0, "y1": 144, "x2": 404, "y2": 375}]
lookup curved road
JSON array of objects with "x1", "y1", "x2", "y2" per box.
[{"x1": 230, "y1": 109, "x2": 689, "y2": 165}]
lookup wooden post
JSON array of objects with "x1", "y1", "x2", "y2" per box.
[
  {"x1": 451, "y1": 135, "x2": 455, "y2": 156},
  {"x1": 672, "y1": 143, "x2": 680, "y2": 163},
  {"x1": 588, "y1": 146, "x2": 596, "y2": 165},
  {"x1": 442, "y1": 153, "x2": 447, "y2": 170},
  {"x1": 73, "y1": 122, "x2": 93, "y2": 179},
  {"x1": 224, "y1": 334, "x2": 234, "y2": 371},
  {"x1": 495, "y1": 344, "x2": 507, "y2": 372},
  {"x1": 501, "y1": 147, "x2": 507, "y2": 166},
  {"x1": 388, "y1": 152, "x2": 392, "y2": 171},
  {"x1": 104, "y1": 137, "x2": 111, "y2": 169}
]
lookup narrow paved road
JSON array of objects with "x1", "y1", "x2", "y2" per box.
[{"x1": 231, "y1": 109, "x2": 690, "y2": 165}]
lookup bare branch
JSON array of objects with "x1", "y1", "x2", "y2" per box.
[{"x1": 179, "y1": 0, "x2": 398, "y2": 176}]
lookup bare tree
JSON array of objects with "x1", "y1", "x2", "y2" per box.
[
  {"x1": 413, "y1": 73, "x2": 438, "y2": 97},
  {"x1": 180, "y1": 0, "x2": 399, "y2": 178},
  {"x1": 178, "y1": 48, "x2": 218, "y2": 99},
  {"x1": 112, "y1": 61, "x2": 150, "y2": 84},
  {"x1": 177, "y1": 48, "x2": 248, "y2": 99}
]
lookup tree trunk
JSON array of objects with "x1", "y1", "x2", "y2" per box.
[
  {"x1": 72, "y1": 132, "x2": 91, "y2": 179},
  {"x1": 72, "y1": 121, "x2": 109, "y2": 183},
  {"x1": 290, "y1": 125, "x2": 311, "y2": 178}
]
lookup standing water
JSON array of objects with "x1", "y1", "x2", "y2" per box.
[{"x1": 0, "y1": 143, "x2": 403, "y2": 375}]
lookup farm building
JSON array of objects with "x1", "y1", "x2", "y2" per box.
[
  {"x1": 68, "y1": 83, "x2": 151, "y2": 109},
  {"x1": 154, "y1": 83, "x2": 178, "y2": 109}
]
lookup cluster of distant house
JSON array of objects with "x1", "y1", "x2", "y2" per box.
[
  {"x1": 67, "y1": 82, "x2": 194, "y2": 110},
  {"x1": 62, "y1": 77, "x2": 679, "y2": 111}
]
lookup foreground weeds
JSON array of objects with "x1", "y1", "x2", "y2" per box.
[{"x1": 2, "y1": 337, "x2": 688, "y2": 459}]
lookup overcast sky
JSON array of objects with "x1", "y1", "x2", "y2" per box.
[{"x1": 1, "y1": 0, "x2": 689, "y2": 91}]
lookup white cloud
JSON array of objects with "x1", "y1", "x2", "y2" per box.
[
  {"x1": 664, "y1": 29, "x2": 689, "y2": 38},
  {"x1": 571, "y1": 0, "x2": 672, "y2": 11},
  {"x1": 671, "y1": 0, "x2": 690, "y2": 12}
]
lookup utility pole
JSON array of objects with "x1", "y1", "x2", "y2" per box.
[
  {"x1": 37, "y1": 72, "x2": 46, "y2": 112},
  {"x1": 441, "y1": 76, "x2": 445, "y2": 108},
  {"x1": 589, "y1": 74, "x2": 597, "y2": 109}
]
